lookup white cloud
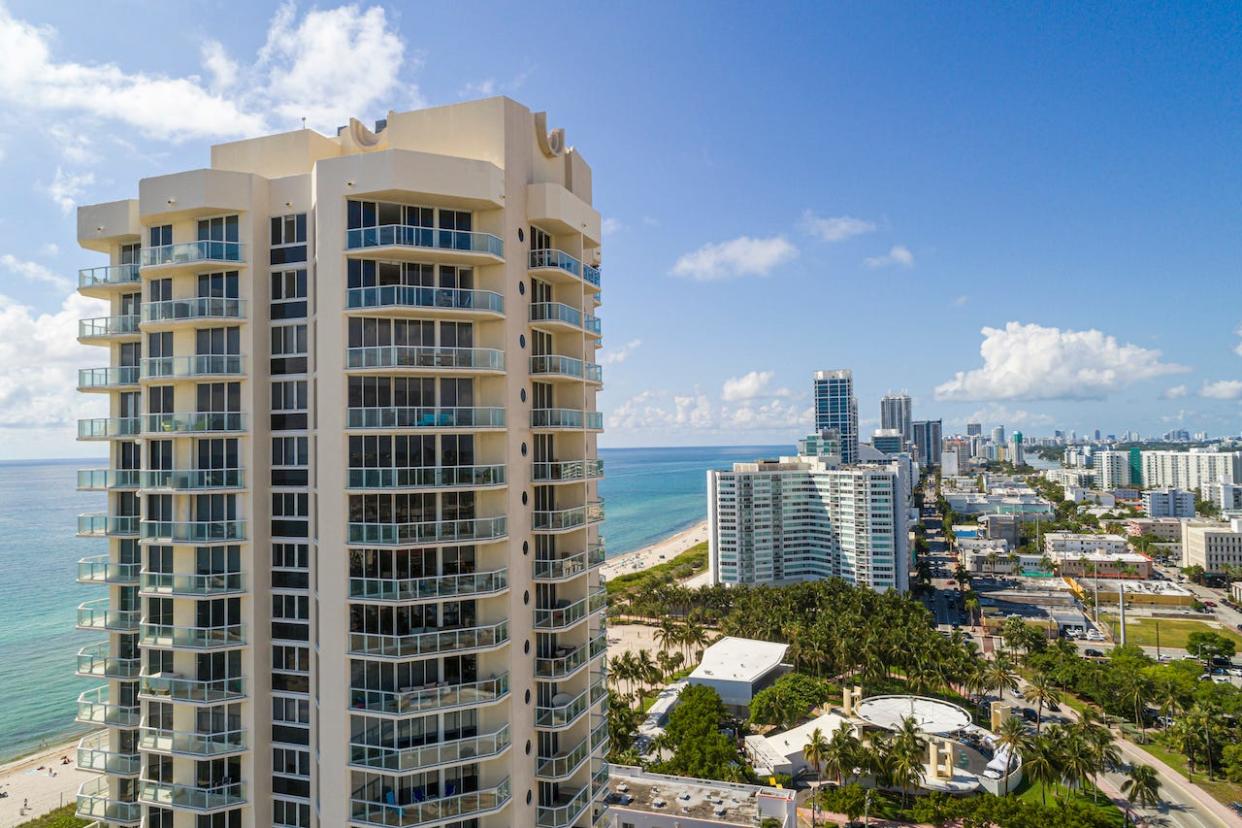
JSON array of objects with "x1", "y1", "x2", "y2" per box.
[
  {"x1": 1234, "y1": 323, "x2": 1242, "y2": 358},
  {"x1": 953, "y1": 295, "x2": 969, "y2": 307},
  {"x1": 601, "y1": 217, "x2": 624, "y2": 237},
  {"x1": 606, "y1": 387, "x2": 809, "y2": 434},
  {"x1": 1201, "y1": 380, "x2": 1242, "y2": 400},
  {"x1": 47, "y1": 124, "x2": 95, "y2": 164},
  {"x1": 671, "y1": 235, "x2": 797, "y2": 282},
  {"x1": 864, "y1": 245, "x2": 915, "y2": 269},
  {"x1": 0, "y1": 254, "x2": 71, "y2": 290},
  {"x1": 935, "y1": 321, "x2": 1189, "y2": 402},
  {"x1": 1162, "y1": 384, "x2": 1188, "y2": 400},
  {"x1": 601, "y1": 338, "x2": 641, "y2": 365},
  {"x1": 461, "y1": 79, "x2": 497, "y2": 97},
  {"x1": 721, "y1": 370, "x2": 774, "y2": 402},
  {"x1": 42, "y1": 167, "x2": 94, "y2": 214},
  {"x1": 800, "y1": 211, "x2": 876, "y2": 243},
  {"x1": 41, "y1": 242, "x2": 59, "y2": 257},
  {"x1": 963, "y1": 404, "x2": 1054, "y2": 428},
  {"x1": 201, "y1": 40, "x2": 240, "y2": 91}
]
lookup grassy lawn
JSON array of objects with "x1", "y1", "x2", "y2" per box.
[
  {"x1": 16, "y1": 805, "x2": 88, "y2": 828},
  {"x1": 1015, "y1": 778, "x2": 1124, "y2": 825},
  {"x1": 1099, "y1": 614, "x2": 1242, "y2": 650},
  {"x1": 1132, "y1": 737, "x2": 1242, "y2": 807},
  {"x1": 605, "y1": 541, "x2": 708, "y2": 600}
]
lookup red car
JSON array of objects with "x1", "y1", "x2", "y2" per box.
[{"x1": 946, "y1": 580, "x2": 956, "y2": 586}]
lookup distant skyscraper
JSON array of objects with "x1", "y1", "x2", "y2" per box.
[
  {"x1": 872, "y1": 428, "x2": 904, "y2": 455},
  {"x1": 814, "y1": 370, "x2": 859, "y2": 464},
  {"x1": 912, "y1": 419, "x2": 943, "y2": 467},
  {"x1": 966, "y1": 423, "x2": 982, "y2": 437},
  {"x1": 880, "y1": 392, "x2": 913, "y2": 445},
  {"x1": 992, "y1": 425, "x2": 1006, "y2": 445}
]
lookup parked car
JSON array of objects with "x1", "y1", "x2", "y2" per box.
[
  {"x1": 1085, "y1": 649, "x2": 1105, "y2": 658},
  {"x1": 1021, "y1": 708, "x2": 1039, "y2": 722}
]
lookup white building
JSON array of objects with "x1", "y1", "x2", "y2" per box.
[
  {"x1": 1205, "y1": 481, "x2": 1242, "y2": 517},
  {"x1": 1044, "y1": 468, "x2": 1096, "y2": 489},
  {"x1": 603, "y1": 767, "x2": 797, "y2": 828},
  {"x1": 1043, "y1": 532, "x2": 1130, "y2": 556},
  {"x1": 744, "y1": 711, "x2": 855, "y2": 776},
  {"x1": 1141, "y1": 450, "x2": 1242, "y2": 492},
  {"x1": 1182, "y1": 519, "x2": 1242, "y2": 573},
  {"x1": 687, "y1": 637, "x2": 789, "y2": 711},
  {"x1": 1144, "y1": 488, "x2": 1196, "y2": 518},
  {"x1": 1095, "y1": 450, "x2": 1132, "y2": 489}
]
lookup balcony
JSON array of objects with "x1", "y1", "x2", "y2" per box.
[
  {"x1": 536, "y1": 766, "x2": 608, "y2": 828},
  {"x1": 530, "y1": 355, "x2": 603, "y2": 384},
  {"x1": 347, "y1": 285, "x2": 504, "y2": 317},
  {"x1": 349, "y1": 674, "x2": 509, "y2": 716},
  {"x1": 140, "y1": 240, "x2": 244, "y2": 268},
  {"x1": 349, "y1": 567, "x2": 507, "y2": 603},
  {"x1": 77, "y1": 555, "x2": 140, "y2": 585},
  {"x1": 76, "y1": 599, "x2": 139, "y2": 632},
  {"x1": 348, "y1": 516, "x2": 506, "y2": 546},
  {"x1": 78, "y1": 416, "x2": 141, "y2": 440},
  {"x1": 532, "y1": 501, "x2": 605, "y2": 533},
  {"x1": 141, "y1": 297, "x2": 247, "y2": 326},
  {"x1": 79, "y1": 314, "x2": 140, "y2": 341},
  {"x1": 78, "y1": 366, "x2": 140, "y2": 391},
  {"x1": 140, "y1": 622, "x2": 244, "y2": 650},
  {"x1": 76, "y1": 469, "x2": 140, "y2": 491},
  {"x1": 139, "y1": 468, "x2": 244, "y2": 491},
  {"x1": 534, "y1": 588, "x2": 606, "y2": 632},
  {"x1": 529, "y1": 302, "x2": 602, "y2": 337},
  {"x1": 347, "y1": 406, "x2": 504, "y2": 430},
  {"x1": 77, "y1": 731, "x2": 141, "y2": 776},
  {"x1": 348, "y1": 724, "x2": 511, "y2": 773},
  {"x1": 348, "y1": 620, "x2": 508, "y2": 659},
  {"x1": 532, "y1": 544, "x2": 606, "y2": 582},
  {"x1": 79, "y1": 263, "x2": 140, "y2": 292},
  {"x1": 139, "y1": 727, "x2": 246, "y2": 757},
  {"x1": 77, "y1": 514, "x2": 139, "y2": 537},
  {"x1": 346, "y1": 345, "x2": 504, "y2": 373},
  {"x1": 140, "y1": 519, "x2": 246, "y2": 543},
  {"x1": 532, "y1": 460, "x2": 604, "y2": 484},
  {"x1": 347, "y1": 464, "x2": 505, "y2": 491},
  {"x1": 77, "y1": 686, "x2": 140, "y2": 728},
  {"x1": 139, "y1": 673, "x2": 245, "y2": 704},
  {"x1": 76, "y1": 643, "x2": 140, "y2": 680},
  {"x1": 140, "y1": 570, "x2": 243, "y2": 596},
  {"x1": 531, "y1": 408, "x2": 604, "y2": 431},
  {"x1": 346, "y1": 225, "x2": 504, "y2": 261},
  {"x1": 76, "y1": 777, "x2": 142, "y2": 825},
  {"x1": 350, "y1": 778, "x2": 510, "y2": 827},
  {"x1": 536, "y1": 731, "x2": 593, "y2": 781},
  {"x1": 535, "y1": 677, "x2": 605, "y2": 730},
  {"x1": 139, "y1": 780, "x2": 246, "y2": 812},
  {"x1": 140, "y1": 354, "x2": 244, "y2": 381},
  {"x1": 143, "y1": 411, "x2": 246, "y2": 434},
  {"x1": 535, "y1": 633, "x2": 607, "y2": 680}
]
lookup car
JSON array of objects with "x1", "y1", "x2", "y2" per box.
[
  {"x1": 946, "y1": 580, "x2": 956, "y2": 586},
  {"x1": 1085, "y1": 631, "x2": 1104, "y2": 641},
  {"x1": 1021, "y1": 708, "x2": 1038, "y2": 722},
  {"x1": 1084, "y1": 649, "x2": 1105, "y2": 658}
]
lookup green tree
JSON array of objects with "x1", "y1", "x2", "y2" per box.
[
  {"x1": 802, "y1": 727, "x2": 830, "y2": 828},
  {"x1": 1120, "y1": 763, "x2": 1162, "y2": 823},
  {"x1": 1186, "y1": 630, "x2": 1236, "y2": 663},
  {"x1": 995, "y1": 716, "x2": 1029, "y2": 795}
]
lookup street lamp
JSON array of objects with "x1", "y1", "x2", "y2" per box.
[{"x1": 852, "y1": 768, "x2": 872, "y2": 826}]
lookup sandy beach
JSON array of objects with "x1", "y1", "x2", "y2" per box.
[
  {"x1": 0, "y1": 735, "x2": 94, "y2": 827},
  {"x1": 600, "y1": 519, "x2": 709, "y2": 582}
]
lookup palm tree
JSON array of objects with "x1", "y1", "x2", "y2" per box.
[
  {"x1": 683, "y1": 619, "x2": 710, "y2": 663},
  {"x1": 1121, "y1": 763, "x2": 1162, "y2": 824},
  {"x1": 995, "y1": 716, "x2": 1028, "y2": 795},
  {"x1": 962, "y1": 592, "x2": 981, "y2": 626},
  {"x1": 1075, "y1": 709, "x2": 1119, "y2": 800},
  {"x1": 1021, "y1": 731, "x2": 1064, "y2": 805},
  {"x1": 985, "y1": 655, "x2": 1019, "y2": 701},
  {"x1": 1058, "y1": 730, "x2": 1095, "y2": 796},
  {"x1": 802, "y1": 727, "x2": 831, "y2": 828},
  {"x1": 822, "y1": 726, "x2": 861, "y2": 786},
  {"x1": 635, "y1": 649, "x2": 659, "y2": 696},
  {"x1": 889, "y1": 716, "x2": 928, "y2": 807},
  {"x1": 653, "y1": 618, "x2": 679, "y2": 655},
  {"x1": 1022, "y1": 672, "x2": 1061, "y2": 734}
]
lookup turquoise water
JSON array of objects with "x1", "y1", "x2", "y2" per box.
[{"x1": 0, "y1": 446, "x2": 782, "y2": 759}]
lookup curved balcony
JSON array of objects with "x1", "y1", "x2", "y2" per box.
[
  {"x1": 347, "y1": 285, "x2": 504, "y2": 318},
  {"x1": 77, "y1": 514, "x2": 139, "y2": 537},
  {"x1": 536, "y1": 677, "x2": 606, "y2": 731},
  {"x1": 535, "y1": 633, "x2": 607, "y2": 681},
  {"x1": 350, "y1": 674, "x2": 509, "y2": 717},
  {"x1": 349, "y1": 724, "x2": 511, "y2": 773},
  {"x1": 140, "y1": 354, "x2": 244, "y2": 381},
  {"x1": 536, "y1": 730, "x2": 596, "y2": 782},
  {"x1": 530, "y1": 354, "x2": 603, "y2": 384},
  {"x1": 349, "y1": 567, "x2": 508, "y2": 603},
  {"x1": 76, "y1": 642, "x2": 140, "y2": 680},
  {"x1": 348, "y1": 516, "x2": 506, "y2": 546},
  {"x1": 537, "y1": 766, "x2": 609, "y2": 828},
  {"x1": 76, "y1": 599, "x2": 139, "y2": 632},
  {"x1": 140, "y1": 297, "x2": 247, "y2": 327},
  {"x1": 533, "y1": 544, "x2": 606, "y2": 582},
  {"x1": 140, "y1": 622, "x2": 244, "y2": 650},
  {"x1": 143, "y1": 411, "x2": 246, "y2": 435},
  {"x1": 348, "y1": 620, "x2": 509, "y2": 660},
  {"x1": 78, "y1": 366, "x2": 139, "y2": 391},
  {"x1": 534, "y1": 588, "x2": 606, "y2": 632},
  {"x1": 139, "y1": 727, "x2": 247, "y2": 757},
  {"x1": 346, "y1": 345, "x2": 504, "y2": 373},
  {"x1": 140, "y1": 241, "x2": 244, "y2": 269},
  {"x1": 350, "y1": 778, "x2": 510, "y2": 827},
  {"x1": 77, "y1": 731, "x2": 141, "y2": 776},
  {"x1": 346, "y1": 225, "x2": 504, "y2": 261},
  {"x1": 77, "y1": 469, "x2": 140, "y2": 491},
  {"x1": 140, "y1": 570, "x2": 243, "y2": 596},
  {"x1": 79, "y1": 314, "x2": 140, "y2": 342},
  {"x1": 79, "y1": 263, "x2": 140, "y2": 292},
  {"x1": 529, "y1": 302, "x2": 602, "y2": 337},
  {"x1": 77, "y1": 685, "x2": 140, "y2": 728},
  {"x1": 78, "y1": 416, "x2": 141, "y2": 440},
  {"x1": 77, "y1": 555, "x2": 140, "y2": 585},
  {"x1": 347, "y1": 406, "x2": 504, "y2": 431},
  {"x1": 76, "y1": 776, "x2": 142, "y2": 825},
  {"x1": 140, "y1": 519, "x2": 246, "y2": 543},
  {"x1": 139, "y1": 673, "x2": 245, "y2": 704},
  {"x1": 347, "y1": 464, "x2": 505, "y2": 491},
  {"x1": 139, "y1": 780, "x2": 246, "y2": 812},
  {"x1": 138, "y1": 468, "x2": 244, "y2": 491},
  {"x1": 532, "y1": 460, "x2": 604, "y2": 484},
  {"x1": 531, "y1": 408, "x2": 604, "y2": 431},
  {"x1": 532, "y1": 501, "x2": 605, "y2": 534}
]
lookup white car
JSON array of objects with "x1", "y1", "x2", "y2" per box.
[{"x1": 1085, "y1": 631, "x2": 1104, "y2": 641}]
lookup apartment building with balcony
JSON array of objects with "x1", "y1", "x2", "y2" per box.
[{"x1": 74, "y1": 97, "x2": 608, "y2": 828}]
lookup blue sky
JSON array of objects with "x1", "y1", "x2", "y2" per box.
[{"x1": 0, "y1": 1, "x2": 1239, "y2": 457}]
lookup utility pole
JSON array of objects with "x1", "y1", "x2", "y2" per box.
[{"x1": 1118, "y1": 588, "x2": 1126, "y2": 647}]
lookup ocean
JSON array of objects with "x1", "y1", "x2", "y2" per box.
[{"x1": 0, "y1": 445, "x2": 782, "y2": 761}]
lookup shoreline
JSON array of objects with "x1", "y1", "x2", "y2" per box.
[
  {"x1": 600, "y1": 519, "x2": 709, "y2": 581},
  {"x1": 0, "y1": 733, "x2": 94, "y2": 827}
]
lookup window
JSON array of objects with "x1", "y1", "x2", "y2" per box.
[
  {"x1": 273, "y1": 799, "x2": 311, "y2": 827},
  {"x1": 271, "y1": 381, "x2": 308, "y2": 431},
  {"x1": 271, "y1": 324, "x2": 308, "y2": 375},
  {"x1": 272, "y1": 436, "x2": 309, "y2": 487},
  {"x1": 271, "y1": 213, "x2": 308, "y2": 265},
  {"x1": 198, "y1": 272, "x2": 239, "y2": 299},
  {"x1": 150, "y1": 225, "x2": 172, "y2": 248},
  {"x1": 271, "y1": 270, "x2": 308, "y2": 320}
]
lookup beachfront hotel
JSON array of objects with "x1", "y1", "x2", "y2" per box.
[{"x1": 73, "y1": 98, "x2": 608, "y2": 828}]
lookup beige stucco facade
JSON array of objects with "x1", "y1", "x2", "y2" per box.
[{"x1": 74, "y1": 97, "x2": 607, "y2": 828}]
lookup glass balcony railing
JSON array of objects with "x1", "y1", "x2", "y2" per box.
[
  {"x1": 532, "y1": 501, "x2": 604, "y2": 533},
  {"x1": 77, "y1": 732, "x2": 141, "y2": 776},
  {"x1": 139, "y1": 727, "x2": 247, "y2": 757},
  {"x1": 140, "y1": 622, "x2": 244, "y2": 650},
  {"x1": 529, "y1": 248, "x2": 582, "y2": 276},
  {"x1": 78, "y1": 366, "x2": 139, "y2": 389},
  {"x1": 350, "y1": 778, "x2": 510, "y2": 827},
  {"x1": 77, "y1": 686, "x2": 140, "y2": 728},
  {"x1": 77, "y1": 514, "x2": 139, "y2": 537},
  {"x1": 529, "y1": 355, "x2": 603, "y2": 383},
  {"x1": 143, "y1": 411, "x2": 246, "y2": 434},
  {"x1": 139, "y1": 673, "x2": 246, "y2": 704},
  {"x1": 537, "y1": 776, "x2": 598, "y2": 828},
  {"x1": 77, "y1": 555, "x2": 140, "y2": 585},
  {"x1": 349, "y1": 724, "x2": 511, "y2": 773},
  {"x1": 140, "y1": 520, "x2": 246, "y2": 543},
  {"x1": 79, "y1": 315, "x2": 140, "y2": 339},
  {"x1": 532, "y1": 544, "x2": 606, "y2": 582},
  {"x1": 583, "y1": 263, "x2": 602, "y2": 289},
  {"x1": 534, "y1": 594, "x2": 597, "y2": 631},
  {"x1": 349, "y1": 674, "x2": 509, "y2": 716},
  {"x1": 535, "y1": 682, "x2": 599, "y2": 730},
  {"x1": 347, "y1": 406, "x2": 504, "y2": 430},
  {"x1": 347, "y1": 465, "x2": 505, "y2": 490},
  {"x1": 532, "y1": 460, "x2": 604, "y2": 483},
  {"x1": 141, "y1": 297, "x2": 247, "y2": 323},
  {"x1": 74, "y1": 602, "x2": 135, "y2": 631},
  {"x1": 348, "y1": 516, "x2": 506, "y2": 545},
  {"x1": 347, "y1": 346, "x2": 504, "y2": 372},
  {"x1": 531, "y1": 408, "x2": 603, "y2": 430},
  {"x1": 534, "y1": 633, "x2": 606, "y2": 680},
  {"x1": 140, "y1": 241, "x2": 244, "y2": 267},
  {"x1": 348, "y1": 621, "x2": 509, "y2": 659},
  {"x1": 347, "y1": 285, "x2": 504, "y2": 315},
  {"x1": 76, "y1": 776, "x2": 142, "y2": 824},
  {"x1": 141, "y1": 354, "x2": 243, "y2": 380},
  {"x1": 77, "y1": 469, "x2": 140, "y2": 490},
  {"x1": 140, "y1": 570, "x2": 243, "y2": 596},
  {"x1": 138, "y1": 468, "x2": 244, "y2": 490},
  {"x1": 349, "y1": 567, "x2": 508, "y2": 603},
  {"x1": 79, "y1": 263, "x2": 140, "y2": 290},
  {"x1": 76, "y1": 642, "x2": 140, "y2": 680},
  {"x1": 140, "y1": 780, "x2": 246, "y2": 811},
  {"x1": 537, "y1": 732, "x2": 592, "y2": 780},
  {"x1": 529, "y1": 302, "x2": 602, "y2": 335},
  {"x1": 346, "y1": 225, "x2": 504, "y2": 259},
  {"x1": 78, "y1": 416, "x2": 141, "y2": 440}
]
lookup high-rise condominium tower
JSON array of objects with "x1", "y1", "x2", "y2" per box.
[
  {"x1": 813, "y1": 370, "x2": 858, "y2": 464},
  {"x1": 73, "y1": 98, "x2": 608, "y2": 828},
  {"x1": 879, "y1": 393, "x2": 912, "y2": 446}
]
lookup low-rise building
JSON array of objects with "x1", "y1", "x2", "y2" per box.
[
  {"x1": 1181, "y1": 518, "x2": 1242, "y2": 573},
  {"x1": 1144, "y1": 487, "x2": 1196, "y2": 518},
  {"x1": 979, "y1": 514, "x2": 1021, "y2": 549},
  {"x1": 1205, "y1": 481, "x2": 1242, "y2": 517},
  {"x1": 1043, "y1": 532, "x2": 1129, "y2": 557},
  {"x1": 687, "y1": 637, "x2": 789, "y2": 712},
  {"x1": 960, "y1": 539, "x2": 1047, "y2": 576},
  {"x1": 1055, "y1": 551, "x2": 1152, "y2": 579},
  {"x1": 603, "y1": 766, "x2": 797, "y2": 828},
  {"x1": 1044, "y1": 468, "x2": 1096, "y2": 489}
]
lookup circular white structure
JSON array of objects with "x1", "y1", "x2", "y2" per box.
[{"x1": 854, "y1": 695, "x2": 972, "y2": 736}]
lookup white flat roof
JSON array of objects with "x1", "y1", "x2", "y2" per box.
[
  {"x1": 757, "y1": 711, "x2": 853, "y2": 761},
  {"x1": 689, "y1": 637, "x2": 789, "y2": 685},
  {"x1": 855, "y1": 695, "x2": 972, "y2": 736}
]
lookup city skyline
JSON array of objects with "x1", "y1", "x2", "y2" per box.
[{"x1": 2, "y1": 2, "x2": 1241, "y2": 459}]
